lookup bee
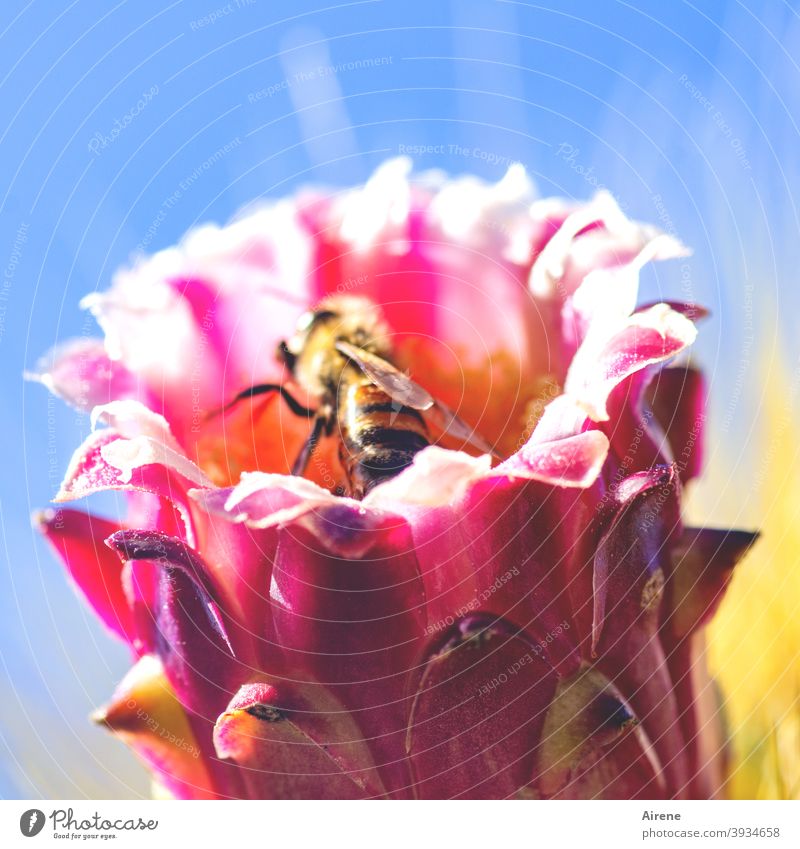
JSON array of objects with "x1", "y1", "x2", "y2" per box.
[{"x1": 217, "y1": 295, "x2": 495, "y2": 499}]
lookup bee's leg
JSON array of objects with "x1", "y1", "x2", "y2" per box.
[
  {"x1": 208, "y1": 383, "x2": 316, "y2": 420},
  {"x1": 291, "y1": 412, "x2": 329, "y2": 477}
]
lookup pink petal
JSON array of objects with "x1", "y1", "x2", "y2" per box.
[
  {"x1": 94, "y1": 655, "x2": 229, "y2": 799},
  {"x1": 533, "y1": 666, "x2": 666, "y2": 799},
  {"x1": 35, "y1": 508, "x2": 134, "y2": 646},
  {"x1": 646, "y1": 364, "x2": 706, "y2": 483},
  {"x1": 300, "y1": 161, "x2": 546, "y2": 386},
  {"x1": 373, "y1": 452, "x2": 584, "y2": 677},
  {"x1": 590, "y1": 467, "x2": 689, "y2": 798},
  {"x1": 82, "y1": 206, "x2": 312, "y2": 445},
  {"x1": 194, "y1": 471, "x2": 341, "y2": 532},
  {"x1": 528, "y1": 395, "x2": 594, "y2": 443},
  {"x1": 213, "y1": 682, "x2": 369, "y2": 799},
  {"x1": 164, "y1": 275, "x2": 302, "y2": 421},
  {"x1": 27, "y1": 338, "x2": 146, "y2": 412},
  {"x1": 406, "y1": 614, "x2": 558, "y2": 799},
  {"x1": 529, "y1": 191, "x2": 688, "y2": 382},
  {"x1": 56, "y1": 422, "x2": 210, "y2": 547},
  {"x1": 268, "y1": 505, "x2": 426, "y2": 796},
  {"x1": 453, "y1": 476, "x2": 584, "y2": 674},
  {"x1": 494, "y1": 431, "x2": 609, "y2": 488},
  {"x1": 106, "y1": 530, "x2": 240, "y2": 720},
  {"x1": 566, "y1": 303, "x2": 698, "y2": 422},
  {"x1": 638, "y1": 300, "x2": 710, "y2": 323}
]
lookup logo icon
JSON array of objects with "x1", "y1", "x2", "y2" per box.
[{"x1": 19, "y1": 809, "x2": 45, "y2": 837}]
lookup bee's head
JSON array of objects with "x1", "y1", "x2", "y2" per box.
[
  {"x1": 277, "y1": 297, "x2": 390, "y2": 397},
  {"x1": 275, "y1": 308, "x2": 339, "y2": 376}
]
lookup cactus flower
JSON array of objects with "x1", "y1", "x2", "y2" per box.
[{"x1": 34, "y1": 160, "x2": 755, "y2": 799}]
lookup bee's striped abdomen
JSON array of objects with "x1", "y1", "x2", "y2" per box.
[{"x1": 339, "y1": 381, "x2": 430, "y2": 498}]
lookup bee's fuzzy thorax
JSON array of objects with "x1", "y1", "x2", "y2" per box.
[
  {"x1": 289, "y1": 295, "x2": 392, "y2": 398},
  {"x1": 315, "y1": 294, "x2": 392, "y2": 352}
]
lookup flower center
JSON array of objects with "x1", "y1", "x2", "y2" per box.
[{"x1": 192, "y1": 297, "x2": 558, "y2": 492}]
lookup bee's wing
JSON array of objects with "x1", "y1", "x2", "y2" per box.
[
  {"x1": 427, "y1": 399, "x2": 501, "y2": 458},
  {"x1": 335, "y1": 341, "x2": 434, "y2": 410},
  {"x1": 336, "y1": 340, "x2": 499, "y2": 458}
]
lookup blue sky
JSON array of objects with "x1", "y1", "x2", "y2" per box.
[{"x1": 1, "y1": 0, "x2": 797, "y2": 798}]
